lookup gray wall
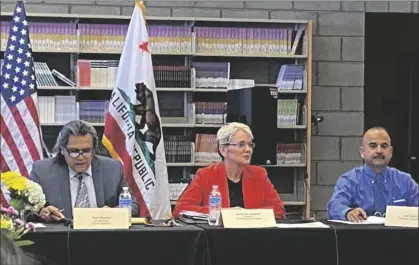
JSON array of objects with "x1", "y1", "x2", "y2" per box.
[{"x1": 2, "y1": 0, "x2": 418, "y2": 218}]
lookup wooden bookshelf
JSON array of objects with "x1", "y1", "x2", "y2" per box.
[{"x1": 0, "y1": 12, "x2": 313, "y2": 218}]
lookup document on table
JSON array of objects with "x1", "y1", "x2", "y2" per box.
[
  {"x1": 179, "y1": 211, "x2": 209, "y2": 220},
  {"x1": 31, "y1": 223, "x2": 46, "y2": 228},
  {"x1": 275, "y1": 222, "x2": 330, "y2": 228},
  {"x1": 328, "y1": 216, "x2": 385, "y2": 225}
]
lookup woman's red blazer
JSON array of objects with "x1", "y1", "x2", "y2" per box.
[{"x1": 173, "y1": 162, "x2": 286, "y2": 219}]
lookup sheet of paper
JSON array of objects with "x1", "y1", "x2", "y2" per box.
[
  {"x1": 328, "y1": 216, "x2": 385, "y2": 225},
  {"x1": 275, "y1": 222, "x2": 330, "y2": 229}
]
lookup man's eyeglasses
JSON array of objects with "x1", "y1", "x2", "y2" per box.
[
  {"x1": 226, "y1": 142, "x2": 255, "y2": 149},
  {"x1": 65, "y1": 148, "x2": 93, "y2": 158}
]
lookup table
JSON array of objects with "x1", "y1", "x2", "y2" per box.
[
  {"x1": 196, "y1": 223, "x2": 338, "y2": 265},
  {"x1": 326, "y1": 222, "x2": 419, "y2": 265},
  {"x1": 23, "y1": 223, "x2": 206, "y2": 265}
]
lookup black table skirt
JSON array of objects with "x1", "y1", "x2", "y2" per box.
[
  {"x1": 326, "y1": 222, "x2": 419, "y2": 265},
  {"x1": 196, "y1": 223, "x2": 338, "y2": 265},
  {"x1": 22, "y1": 224, "x2": 206, "y2": 265},
  {"x1": 21, "y1": 222, "x2": 419, "y2": 265}
]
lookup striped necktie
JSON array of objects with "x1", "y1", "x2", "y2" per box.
[{"x1": 74, "y1": 174, "x2": 90, "y2": 208}]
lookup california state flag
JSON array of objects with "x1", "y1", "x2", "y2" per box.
[{"x1": 102, "y1": 1, "x2": 171, "y2": 219}]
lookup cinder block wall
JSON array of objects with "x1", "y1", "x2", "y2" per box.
[{"x1": 2, "y1": 0, "x2": 418, "y2": 218}]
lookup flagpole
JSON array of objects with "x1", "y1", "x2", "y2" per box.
[{"x1": 41, "y1": 138, "x2": 51, "y2": 158}]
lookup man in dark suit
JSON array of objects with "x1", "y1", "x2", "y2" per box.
[{"x1": 30, "y1": 120, "x2": 139, "y2": 221}]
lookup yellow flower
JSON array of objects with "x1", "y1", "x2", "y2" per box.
[
  {"x1": 0, "y1": 216, "x2": 13, "y2": 230},
  {"x1": 1, "y1": 171, "x2": 27, "y2": 191}
]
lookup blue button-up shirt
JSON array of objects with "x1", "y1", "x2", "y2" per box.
[{"x1": 328, "y1": 165, "x2": 419, "y2": 220}]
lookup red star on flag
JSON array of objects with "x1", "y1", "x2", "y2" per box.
[{"x1": 139, "y1": 41, "x2": 150, "y2": 53}]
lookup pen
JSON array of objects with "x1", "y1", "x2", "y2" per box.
[{"x1": 45, "y1": 208, "x2": 64, "y2": 216}]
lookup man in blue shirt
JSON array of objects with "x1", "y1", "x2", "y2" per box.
[{"x1": 328, "y1": 127, "x2": 418, "y2": 221}]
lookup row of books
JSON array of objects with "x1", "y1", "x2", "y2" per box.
[
  {"x1": 4, "y1": 58, "x2": 300, "y2": 92},
  {"x1": 38, "y1": 96, "x2": 109, "y2": 124},
  {"x1": 1, "y1": 22, "x2": 306, "y2": 55},
  {"x1": 0, "y1": 60, "x2": 59, "y2": 87},
  {"x1": 277, "y1": 99, "x2": 301, "y2": 127},
  {"x1": 0, "y1": 22, "x2": 78, "y2": 51},
  {"x1": 78, "y1": 60, "x2": 193, "y2": 89},
  {"x1": 163, "y1": 136, "x2": 306, "y2": 165},
  {"x1": 152, "y1": 65, "x2": 191, "y2": 88},
  {"x1": 38, "y1": 96, "x2": 78, "y2": 123},
  {"x1": 194, "y1": 134, "x2": 221, "y2": 163},
  {"x1": 193, "y1": 62, "x2": 229, "y2": 88},
  {"x1": 77, "y1": 60, "x2": 118, "y2": 89},
  {"x1": 195, "y1": 25, "x2": 305, "y2": 55},
  {"x1": 36, "y1": 95, "x2": 304, "y2": 127},
  {"x1": 276, "y1": 143, "x2": 305, "y2": 164},
  {"x1": 164, "y1": 135, "x2": 193, "y2": 163},
  {"x1": 195, "y1": 102, "x2": 227, "y2": 125},
  {"x1": 75, "y1": 60, "x2": 256, "y2": 89}
]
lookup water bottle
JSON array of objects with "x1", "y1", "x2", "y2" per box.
[
  {"x1": 119, "y1": 187, "x2": 132, "y2": 222},
  {"x1": 208, "y1": 185, "x2": 222, "y2": 226}
]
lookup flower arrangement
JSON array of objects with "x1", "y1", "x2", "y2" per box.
[
  {"x1": 1, "y1": 205, "x2": 35, "y2": 246},
  {"x1": 0, "y1": 171, "x2": 46, "y2": 214}
]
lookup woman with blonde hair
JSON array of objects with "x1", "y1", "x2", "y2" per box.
[{"x1": 173, "y1": 122, "x2": 285, "y2": 219}]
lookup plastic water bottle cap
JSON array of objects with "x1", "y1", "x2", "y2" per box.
[
  {"x1": 123, "y1": 187, "x2": 129, "y2": 191},
  {"x1": 212, "y1": 185, "x2": 218, "y2": 189}
]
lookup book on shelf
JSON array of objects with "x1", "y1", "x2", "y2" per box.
[{"x1": 51, "y1": 69, "x2": 76, "y2": 87}]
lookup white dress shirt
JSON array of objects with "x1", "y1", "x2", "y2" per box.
[{"x1": 68, "y1": 165, "x2": 97, "y2": 208}]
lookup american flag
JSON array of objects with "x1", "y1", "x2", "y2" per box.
[{"x1": 0, "y1": 1, "x2": 43, "y2": 177}]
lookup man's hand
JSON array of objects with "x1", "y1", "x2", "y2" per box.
[
  {"x1": 39, "y1": 206, "x2": 65, "y2": 222},
  {"x1": 346, "y1": 207, "x2": 367, "y2": 222}
]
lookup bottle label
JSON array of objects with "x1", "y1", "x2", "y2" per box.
[
  {"x1": 209, "y1": 197, "x2": 221, "y2": 205},
  {"x1": 119, "y1": 199, "x2": 132, "y2": 208}
]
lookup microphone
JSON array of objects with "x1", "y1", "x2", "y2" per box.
[{"x1": 61, "y1": 217, "x2": 73, "y2": 227}]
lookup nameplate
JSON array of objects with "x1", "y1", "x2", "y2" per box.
[
  {"x1": 385, "y1": 206, "x2": 419, "y2": 228},
  {"x1": 221, "y1": 208, "x2": 276, "y2": 228},
  {"x1": 73, "y1": 208, "x2": 130, "y2": 230}
]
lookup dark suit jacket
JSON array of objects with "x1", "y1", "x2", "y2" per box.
[
  {"x1": 173, "y1": 162, "x2": 286, "y2": 219},
  {"x1": 30, "y1": 155, "x2": 139, "y2": 219}
]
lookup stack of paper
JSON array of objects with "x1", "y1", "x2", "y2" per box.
[{"x1": 179, "y1": 211, "x2": 209, "y2": 221}]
